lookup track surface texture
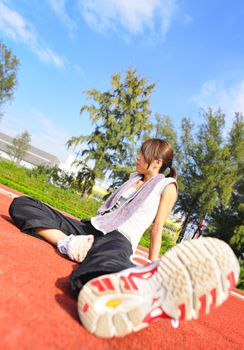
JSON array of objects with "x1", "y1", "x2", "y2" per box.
[{"x1": 0, "y1": 184, "x2": 243, "y2": 350}]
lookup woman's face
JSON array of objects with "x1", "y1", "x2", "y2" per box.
[
  {"x1": 135, "y1": 152, "x2": 150, "y2": 174},
  {"x1": 136, "y1": 152, "x2": 162, "y2": 175}
]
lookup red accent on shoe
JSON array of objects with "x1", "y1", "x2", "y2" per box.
[
  {"x1": 90, "y1": 278, "x2": 115, "y2": 292},
  {"x1": 120, "y1": 266, "x2": 158, "y2": 291},
  {"x1": 127, "y1": 276, "x2": 138, "y2": 290},
  {"x1": 227, "y1": 271, "x2": 235, "y2": 292},
  {"x1": 198, "y1": 294, "x2": 207, "y2": 317},
  {"x1": 179, "y1": 303, "x2": 186, "y2": 320},
  {"x1": 143, "y1": 306, "x2": 173, "y2": 325},
  {"x1": 102, "y1": 277, "x2": 115, "y2": 291},
  {"x1": 129, "y1": 266, "x2": 158, "y2": 280},
  {"x1": 90, "y1": 280, "x2": 106, "y2": 292},
  {"x1": 83, "y1": 303, "x2": 89, "y2": 313},
  {"x1": 120, "y1": 276, "x2": 131, "y2": 290},
  {"x1": 152, "y1": 297, "x2": 160, "y2": 305},
  {"x1": 161, "y1": 310, "x2": 172, "y2": 319},
  {"x1": 210, "y1": 288, "x2": 217, "y2": 312}
]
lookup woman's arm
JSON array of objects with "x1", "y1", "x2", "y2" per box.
[{"x1": 149, "y1": 183, "x2": 178, "y2": 261}]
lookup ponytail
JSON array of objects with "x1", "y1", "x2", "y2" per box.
[
  {"x1": 166, "y1": 164, "x2": 177, "y2": 179},
  {"x1": 160, "y1": 161, "x2": 177, "y2": 179}
]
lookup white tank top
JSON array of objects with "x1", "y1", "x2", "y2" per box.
[{"x1": 118, "y1": 177, "x2": 177, "y2": 251}]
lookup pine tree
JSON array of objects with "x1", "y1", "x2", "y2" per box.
[
  {"x1": 209, "y1": 113, "x2": 244, "y2": 256},
  {"x1": 154, "y1": 114, "x2": 178, "y2": 153},
  {"x1": 67, "y1": 68, "x2": 155, "y2": 192},
  {"x1": 0, "y1": 42, "x2": 19, "y2": 115},
  {"x1": 176, "y1": 109, "x2": 239, "y2": 243}
]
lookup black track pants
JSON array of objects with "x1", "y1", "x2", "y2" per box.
[{"x1": 9, "y1": 196, "x2": 135, "y2": 294}]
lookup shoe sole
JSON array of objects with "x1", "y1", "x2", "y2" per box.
[{"x1": 77, "y1": 238, "x2": 240, "y2": 338}]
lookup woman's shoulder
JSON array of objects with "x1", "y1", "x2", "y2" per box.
[{"x1": 157, "y1": 176, "x2": 178, "y2": 193}]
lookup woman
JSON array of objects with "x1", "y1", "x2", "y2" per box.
[
  {"x1": 9, "y1": 138, "x2": 240, "y2": 338},
  {"x1": 9, "y1": 139, "x2": 177, "y2": 286}
]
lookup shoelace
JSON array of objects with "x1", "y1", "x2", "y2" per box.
[{"x1": 57, "y1": 234, "x2": 74, "y2": 254}]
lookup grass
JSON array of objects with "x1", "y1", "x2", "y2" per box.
[
  {"x1": 0, "y1": 160, "x2": 100, "y2": 219},
  {"x1": 139, "y1": 227, "x2": 176, "y2": 256}
]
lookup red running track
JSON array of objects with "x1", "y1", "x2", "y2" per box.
[{"x1": 0, "y1": 184, "x2": 243, "y2": 350}]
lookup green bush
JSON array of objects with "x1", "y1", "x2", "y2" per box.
[
  {"x1": 139, "y1": 226, "x2": 176, "y2": 256},
  {"x1": 0, "y1": 160, "x2": 100, "y2": 218},
  {"x1": 237, "y1": 263, "x2": 244, "y2": 291}
]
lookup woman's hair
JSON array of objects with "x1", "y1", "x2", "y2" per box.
[{"x1": 141, "y1": 138, "x2": 177, "y2": 179}]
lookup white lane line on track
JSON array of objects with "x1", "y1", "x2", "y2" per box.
[
  {"x1": 1, "y1": 186, "x2": 244, "y2": 301},
  {"x1": 230, "y1": 291, "x2": 244, "y2": 300},
  {"x1": 0, "y1": 188, "x2": 18, "y2": 198},
  {"x1": 136, "y1": 248, "x2": 149, "y2": 257}
]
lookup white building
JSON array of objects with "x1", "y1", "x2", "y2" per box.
[{"x1": 0, "y1": 132, "x2": 60, "y2": 169}]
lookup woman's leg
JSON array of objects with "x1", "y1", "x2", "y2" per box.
[
  {"x1": 9, "y1": 196, "x2": 86, "y2": 238},
  {"x1": 9, "y1": 196, "x2": 96, "y2": 261},
  {"x1": 35, "y1": 228, "x2": 66, "y2": 245}
]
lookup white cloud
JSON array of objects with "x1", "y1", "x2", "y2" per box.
[
  {"x1": 47, "y1": 0, "x2": 77, "y2": 33},
  {"x1": 0, "y1": 0, "x2": 65, "y2": 68},
  {"x1": 79, "y1": 0, "x2": 178, "y2": 40},
  {"x1": 192, "y1": 79, "x2": 244, "y2": 127},
  {"x1": 34, "y1": 47, "x2": 65, "y2": 68}
]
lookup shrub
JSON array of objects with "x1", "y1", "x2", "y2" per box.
[
  {"x1": 0, "y1": 160, "x2": 100, "y2": 218},
  {"x1": 237, "y1": 263, "x2": 244, "y2": 291}
]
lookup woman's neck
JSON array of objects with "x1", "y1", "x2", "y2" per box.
[
  {"x1": 142, "y1": 172, "x2": 159, "y2": 183},
  {"x1": 133, "y1": 172, "x2": 160, "y2": 190}
]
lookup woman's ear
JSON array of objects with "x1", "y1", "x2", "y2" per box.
[{"x1": 154, "y1": 159, "x2": 163, "y2": 169}]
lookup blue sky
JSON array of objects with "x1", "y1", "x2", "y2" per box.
[{"x1": 0, "y1": 0, "x2": 243, "y2": 162}]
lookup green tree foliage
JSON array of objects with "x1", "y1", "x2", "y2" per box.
[
  {"x1": 67, "y1": 68, "x2": 155, "y2": 192},
  {"x1": 176, "y1": 109, "x2": 240, "y2": 245},
  {"x1": 47, "y1": 165, "x2": 74, "y2": 189},
  {"x1": 152, "y1": 113, "x2": 180, "y2": 179},
  {"x1": 74, "y1": 163, "x2": 96, "y2": 197},
  {"x1": 0, "y1": 42, "x2": 19, "y2": 115},
  {"x1": 209, "y1": 113, "x2": 244, "y2": 257},
  {"x1": 237, "y1": 263, "x2": 244, "y2": 291},
  {"x1": 30, "y1": 163, "x2": 95, "y2": 197},
  {"x1": 152, "y1": 110, "x2": 243, "y2": 257},
  {"x1": 153, "y1": 114, "x2": 178, "y2": 154},
  {"x1": 6, "y1": 130, "x2": 31, "y2": 165}
]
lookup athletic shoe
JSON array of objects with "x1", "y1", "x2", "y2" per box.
[
  {"x1": 77, "y1": 237, "x2": 240, "y2": 338},
  {"x1": 57, "y1": 234, "x2": 74, "y2": 255},
  {"x1": 57, "y1": 234, "x2": 94, "y2": 262}
]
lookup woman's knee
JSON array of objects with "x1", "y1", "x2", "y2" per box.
[{"x1": 9, "y1": 196, "x2": 32, "y2": 219}]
